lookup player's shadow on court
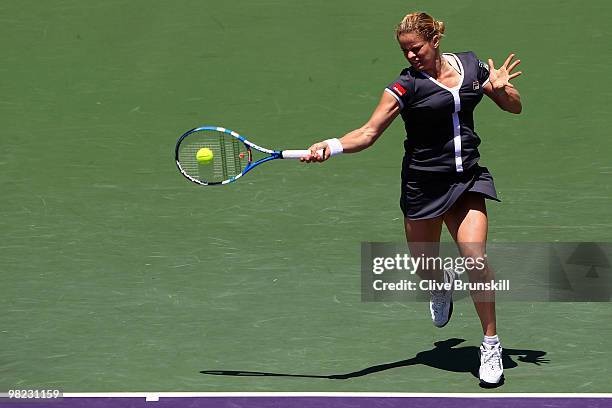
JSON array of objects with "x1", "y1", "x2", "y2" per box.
[{"x1": 200, "y1": 338, "x2": 548, "y2": 388}]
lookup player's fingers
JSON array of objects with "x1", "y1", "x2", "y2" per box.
[
  {"x1": 323, "y1": 145, "x2": 332, "y2": 161},
  {"x1": 487, "y1": 58, "x2": 495, "y2": 72},
  {"x1": 509, "y1": 71, "x2": 523, "y2": 80},
  {"x1": 308, "y1": 145, "x2": 320, "y2": 162},
  {"x1": 313, "y1": 143, "x2": 329, "y2": 162},
  {"x1": 502, "y1": 53, "x2": 515, "y2": 68},
  {"x1": 306, "y1": 151, "x2": 319, "y2": 162},
  {"x1": 312, "y1": 148, "x2": 321, "y2": 162},
  {"x1": 304, "y1": 142, "x2": 324, "y2": 162},
  {"x1": 507, "y1": 59, "x2": 521, "y2": 72}
]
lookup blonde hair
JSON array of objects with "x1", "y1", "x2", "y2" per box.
[{"x1": 395, "y1": 12, "x2": 445, "y2": 41}]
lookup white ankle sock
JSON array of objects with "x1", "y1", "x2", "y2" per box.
[{"x1": 483, "y1": 335, "x2": 499, "y2": 345}]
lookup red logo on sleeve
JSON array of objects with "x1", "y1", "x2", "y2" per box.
[{"x1": 391, "y1": 82, "x2": 407, "y2": 96}]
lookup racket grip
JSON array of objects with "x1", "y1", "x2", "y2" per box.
[{"x1": 281, "y1": 149, "x2": 325, "y2": 159}]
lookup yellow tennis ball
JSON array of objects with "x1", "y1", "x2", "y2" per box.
[{"x1": 196, "y1": 148, "x2": 214, "y2": 164}]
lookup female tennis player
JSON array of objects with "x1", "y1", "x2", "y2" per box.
[{"x1": 302, "y1": 12, "x2": 522, "y2": 386}]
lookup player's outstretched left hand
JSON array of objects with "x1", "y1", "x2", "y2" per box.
[{"x1": 488, "y1": 53, "x2": 522, "y2": 91}]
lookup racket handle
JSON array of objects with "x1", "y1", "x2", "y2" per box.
[{"x1": 281, "y1": 149, "x2": 325, "y2": 159}]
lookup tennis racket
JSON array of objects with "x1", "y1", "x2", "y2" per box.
[{"x1": 175, "y1": 126, "x2": 323, "y2": 186}]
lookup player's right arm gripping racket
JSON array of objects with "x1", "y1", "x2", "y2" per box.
[{"x1": 175, "y1": 126, "x2": 323, "y2": 186}]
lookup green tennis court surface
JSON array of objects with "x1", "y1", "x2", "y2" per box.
[{"x1": 1, "y1": 0, "x2": 611, "y2": 393}]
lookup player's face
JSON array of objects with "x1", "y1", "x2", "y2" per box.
[{"x1": 398, "y1": 32, "x2": 438, "y2": 72}]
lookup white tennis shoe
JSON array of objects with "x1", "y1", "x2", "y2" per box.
[
  {"x1": 479, "y1": 342, "x2": 504, "y2": 386},
  {"x1": 429, "y1": 268, "x2": 457, "y2": 328}
]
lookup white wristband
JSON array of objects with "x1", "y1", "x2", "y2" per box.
[{"x1": 324, "y1": 138, "x2": 343, "y2": 157}]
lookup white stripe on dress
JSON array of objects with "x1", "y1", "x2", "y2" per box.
[{"x1": 419, "y1": 53, "x2": 465, "y2": 172}]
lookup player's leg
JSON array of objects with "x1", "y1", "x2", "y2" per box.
[
  {"x1": 443, "y1": 192, "x2": 495, "y2": 334},
  {"x1": 443, "y1": 192, "x2": 503, "y2": 385},
  {"x1": 404, "y1": 216, "x2": 443, "y2": 280},
  {"x1": 404, "y1": 216, "x2": 454, "y2": 327}
]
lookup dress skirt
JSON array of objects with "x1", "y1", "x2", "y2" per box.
[{"x1": 400, "y1": 164, "x2": 500, "y2": 220}]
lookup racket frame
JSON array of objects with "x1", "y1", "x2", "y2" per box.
[{"x1": 175, "y1": 126, "x2": 283, "y2": 186}]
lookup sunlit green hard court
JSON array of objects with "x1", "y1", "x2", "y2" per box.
[{"x1": 1, "y1": 0, "x2": 611, "y2": 393}]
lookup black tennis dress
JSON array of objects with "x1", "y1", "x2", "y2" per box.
[{"x1": 385, "y1": 51, "x2": 500, "y2": 220}]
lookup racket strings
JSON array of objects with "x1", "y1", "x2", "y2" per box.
[
  {"x1": 177, "y1": 130, "x2": 249, "y2": 184},
  {"x1": 218, "y1": 131, "x2": 229, "y2": 180}
]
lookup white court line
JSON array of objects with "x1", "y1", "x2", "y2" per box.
[{"x1": 63, "y1": 392, "x2": 612, "y2": 398}]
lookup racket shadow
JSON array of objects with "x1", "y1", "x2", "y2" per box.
[{"x1": 200, "y1": 338, "x2": 548, "y2": 384}]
